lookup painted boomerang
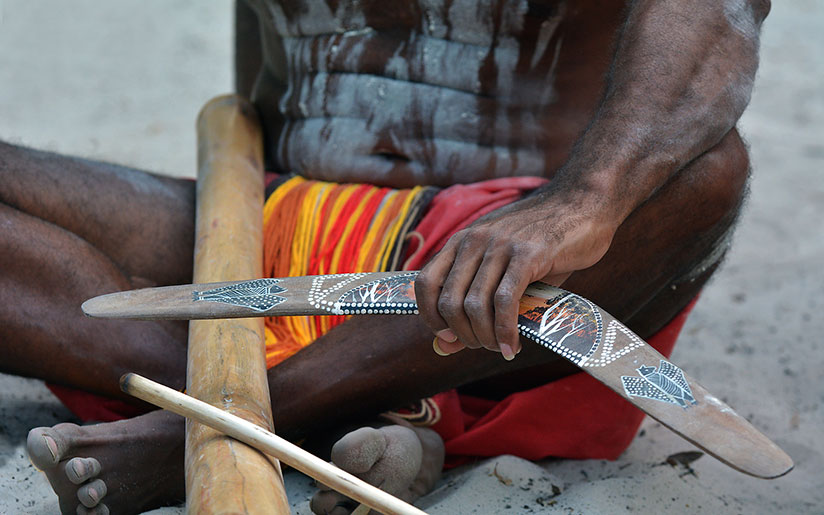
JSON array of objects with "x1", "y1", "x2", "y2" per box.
[{"x1": 82, "y1": 271, "x2": 793, "y2": 479}]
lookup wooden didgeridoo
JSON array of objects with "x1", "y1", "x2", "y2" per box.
[{"x1": 186, "y1": 95, "x2": 290, "y2": 513}]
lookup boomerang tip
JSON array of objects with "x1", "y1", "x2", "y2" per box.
[
  {"x1": 81, "y1": 292, "x2": 129, "y2": 318},
  {"x1": 81, "y1": 294, "x2": 106, "y2": 317},
  {"x1": 747, "y1": 448, "x2": 794, "y2": 479},
  {"x1": 770, "y1": 461, "x2": 795, "y2": 479},
  {"x1": 707, "y1": 410, "x2": 795, "y2": 479},
  {"x1": 670, "y1": 414, "x2": 795, "y2": 479}
]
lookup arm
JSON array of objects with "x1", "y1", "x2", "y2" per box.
[
  {"x1": 416, "y1": 0, "x2": 770, "y2": 358},
  {"x1": 566, "y1": 0, "x2": 768, "y2": 221}
]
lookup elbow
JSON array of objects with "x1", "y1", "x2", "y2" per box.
[
  {"x1": 722, "y1": 0, "x2": 770, "y2": 37},
  {"x1": 728, "y1": 0, "x2": 771, "y2": 23},
  {"x1": 750, "y1": 0, "x2": 771, "y2": 23}
]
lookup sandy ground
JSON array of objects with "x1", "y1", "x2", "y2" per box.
[{"x1": 1, "y1": 1, "x2": 822, "y2": 513}]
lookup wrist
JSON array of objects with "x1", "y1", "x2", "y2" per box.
[{"x1": 539, "y1": 163, "x2": 628, "y2": 234}]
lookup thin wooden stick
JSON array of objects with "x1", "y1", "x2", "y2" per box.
[
  {"x1": 121, "y1": 374, "x2": 427, "y2": 515},
  {"x1": 186, "y1": 95, "x2": 290, "y2": 512}
]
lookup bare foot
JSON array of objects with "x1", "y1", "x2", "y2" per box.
[
  {"x1": 310, "y1": 424, "x2": 444, "y2": 514},
  {"x1": 27, "y1": 410, "x2": 185, "y2": 515}
]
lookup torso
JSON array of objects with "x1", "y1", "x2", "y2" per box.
[{"x1": 244, "y1": 0, "x2": 627, "y2": 188}]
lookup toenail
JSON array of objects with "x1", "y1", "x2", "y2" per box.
[
  {"x1": 43, "y1": 435, "x2": 58, "y2": 461},
  {"x1": 72, "y1": 460, "x2": 85, "y2": 477}
]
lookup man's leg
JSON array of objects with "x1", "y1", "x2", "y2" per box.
[
  {"x1": 0, "y1": 141, "x2": 193, "y2": 513},
  {"x1": 0, "y1": 141, "x2": 193, "y2": 395},
  {"x1": 19, "y1": 128, "x2": 749, "y2": 514}
]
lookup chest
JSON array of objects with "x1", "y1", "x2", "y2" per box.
[{"x1": 248, "y1": 0, "x2": 567, "y2": 44}]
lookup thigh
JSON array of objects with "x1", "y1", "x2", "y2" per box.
[{"x1": 0, "y1": 141, "x2": 195, "y2": 286}]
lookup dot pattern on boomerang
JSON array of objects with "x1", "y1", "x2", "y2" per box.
[{"x1": 192, "y1": 274, "x2": 694, "y2": 409}]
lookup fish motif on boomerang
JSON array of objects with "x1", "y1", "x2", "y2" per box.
[
  {"x1": 516, "y1": 291, "x2": 644, "y2": 368},
  {"x1": 192, "y1": 279, "x2": 287, "y2": 311},
  {"x1": 308, "y1": 272, "x2": 419, "y2": 315},
  {"x1": 621, "y1": 360, "x2": 697, "y2": 408}
]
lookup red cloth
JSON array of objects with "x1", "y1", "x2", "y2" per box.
[
  {"x1": 47, "y1": 383, "x2": 148, "y2": 422},
  {"x1": 49, "y1": 176, "x2": 699, "y2": 468},
  {"x1": 403, "y1": 176, "x2": 549, "y2": 269}
]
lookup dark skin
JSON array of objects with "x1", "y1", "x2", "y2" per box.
[{"x1": 1, "y1": 0, "x2": 767, "y2": 513}]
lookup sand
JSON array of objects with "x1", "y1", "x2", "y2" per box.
[{"x1": 0, "y1": 1, "x2": 822, "y2": 513}]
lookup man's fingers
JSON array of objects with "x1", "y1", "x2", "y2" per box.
[
  {"x1": 415, "y1": 242, "x2": 457, "y2": 339},
  {"x1": 493, "y1": 264, "x2": 532, "y2": 360},
  {"x1": 417, "y1": 228, "x2": 565, "y2": 360},
  {"x1": 465, "y1": 252, "x2": 510, "y2": 352},
  {"x1": 437, "y1": 240, "x2": 486, "y2": 349}
]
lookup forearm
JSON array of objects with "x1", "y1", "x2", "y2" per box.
[{"x1": 555, "y1": 0, "x2": 768, "y2": 223}]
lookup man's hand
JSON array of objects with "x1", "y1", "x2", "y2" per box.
[{"x1": 415, "y1": 188, "x2": 616, "y2": 360}]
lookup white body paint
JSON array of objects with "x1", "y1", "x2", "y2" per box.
[{"x1": 247, "y1": 0, "x2": 568, "y2": 185}]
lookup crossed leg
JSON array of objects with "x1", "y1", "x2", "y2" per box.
[
  {"x1": 4, "y1": 127, "x2": 749, "y2": 514},
  {"x1": 0, "y1": 141, "x2": 443, "y2": 514},
  {"x1": 0, "y1": 141, "x2": 195, "y2": 513},
  {"x1": 0, "y1": 141, "x2": 193, "y2": 396}
]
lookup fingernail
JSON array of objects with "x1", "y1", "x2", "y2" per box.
[
  {"x1": 437, "y1": 329, "x2": 458, "y2": 343},
  {"x1": 500, "y1": 343, "x2": 516, "y2": 361},
  {"x1": 433, "y1": 337, "x2": 450, "y2": 356}
]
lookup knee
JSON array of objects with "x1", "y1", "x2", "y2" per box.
[{"x1": 689, "y1": 128, "x2": 750, "y2": 228}]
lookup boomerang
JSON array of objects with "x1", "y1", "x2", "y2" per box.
[{"x1": 82, "y1": 271, "x2": 793, "y2": 479}]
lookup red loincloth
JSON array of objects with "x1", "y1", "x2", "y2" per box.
[{"x1": 48, "y1": 176, "x2": 699, "y2": 466}]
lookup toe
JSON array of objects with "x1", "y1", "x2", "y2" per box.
[
  {"x1": 330, "y1": 427, "x2": 388, "y2": 474},
  {"x1": 77, "y1": 478, "x2": 108, "y2": 508},
  {"x1": 27, "y1": 427, "x2": 65, "y2": 469},
  {"x1": 66, "y1": 457, "x2": 102, "y2": 485},
  {"x1": 357, "y1": 426, "x2": 422, "y2": 494}
]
